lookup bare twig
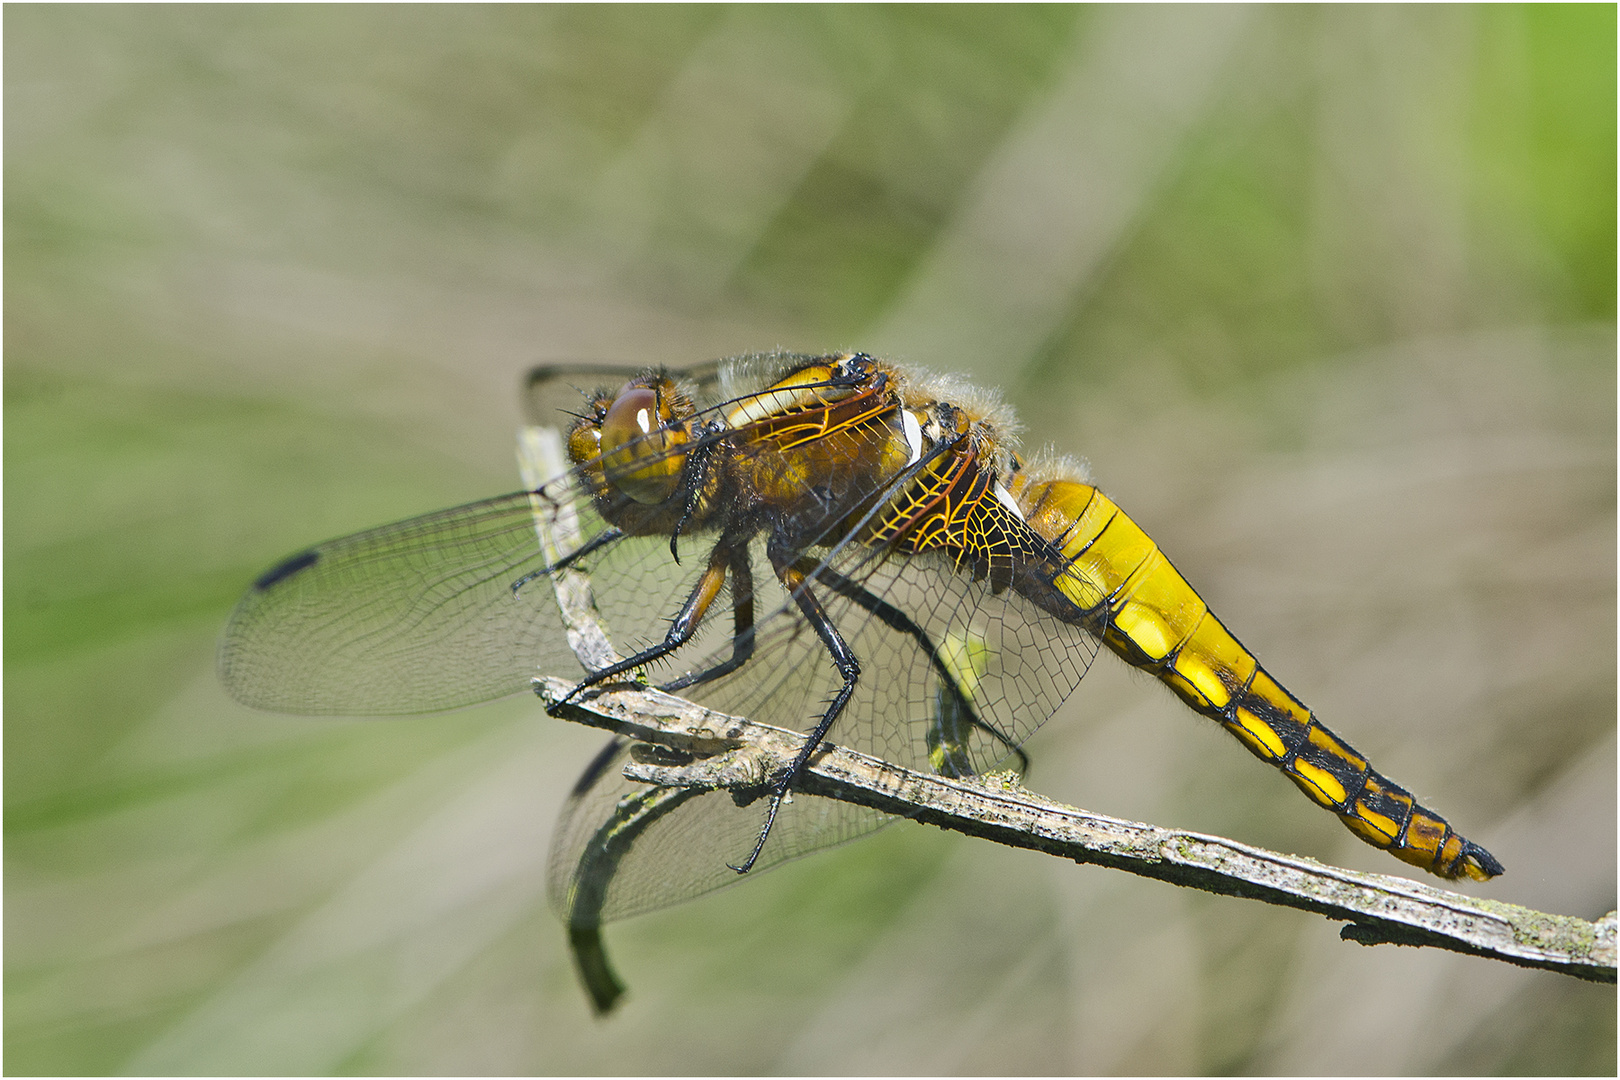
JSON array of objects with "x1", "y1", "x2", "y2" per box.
[{"x1": 537, "y1": 676, "x2": 1616, "y2": 985}]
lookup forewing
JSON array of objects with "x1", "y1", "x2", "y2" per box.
[
  {"x1": 220, "y1": 471, "x2": 712, "y2": 715},
  {"x1": 221, "y1": 489, "x2": 579, "y2": 714}
]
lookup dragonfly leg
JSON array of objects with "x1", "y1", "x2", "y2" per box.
[
  {"x1": 549, "y1": 536, "x2": 739, "y2": 714},
  {"x1": 510, "y1": 526, "x2": 624, "y2": 595},
  {"x1": 659, "y1": 545, "x2": 756, "y2": 693},
  {"x1": 730, "y1": 547, "x2": 862, "y2": 875},
  {"x1": 667, "y1": 440, "x2": 719, "y2": 565},
  {"x1": 811, "y1": 562, "x2": 1028, "y2": 776}
]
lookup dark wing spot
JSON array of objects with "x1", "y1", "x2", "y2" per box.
[
  {"x1": 254, "y1": 549, "x2": 320, "y2": 591},
  {"x1": 571, "y1": 737, "x2": 628, "y2": 797}
]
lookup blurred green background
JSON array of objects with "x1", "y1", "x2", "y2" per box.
[{"x1": 7, "y1": 5, "x2": 1614, "y2": 1074}]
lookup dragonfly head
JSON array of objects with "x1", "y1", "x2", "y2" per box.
[{"x1": 586, "y1": 375, "x2": 693, "y2": 506}]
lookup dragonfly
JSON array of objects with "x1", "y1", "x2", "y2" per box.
[{"x1": 221, "y1": 351, "x2": 1503, "y2": 1010}]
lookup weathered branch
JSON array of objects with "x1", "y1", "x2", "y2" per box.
[{"x1": 537, "y1": 676, "x2": 1616, "y2": 985}]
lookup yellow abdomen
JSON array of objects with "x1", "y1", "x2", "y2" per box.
[{"x1": 1014, "y1": 474, "x2": 1502, "y2": 882}]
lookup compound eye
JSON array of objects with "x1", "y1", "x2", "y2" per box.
[
  {"x1": 599, "y1": 385, "x2": 687, "y2": 505},
  {"x1": 565, "y1": 391, "x2": 614, "y2": 469}
]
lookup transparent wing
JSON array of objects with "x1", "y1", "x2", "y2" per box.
[
  {"x1": 219, "y1": 471, "x2": 705, "y2": 715},
  {"x1": 547, "y1": 736, "x2": 884, "y2": 925},
  {"x1": 701, "y1": 545, "x2": 1101, "y2": 777},
  {"x1": 222, "y1": 488, "x2": 565, "y2": 714},
  {"x1": 547, "y1": 538, "x2": 1102, "y2": 922}
]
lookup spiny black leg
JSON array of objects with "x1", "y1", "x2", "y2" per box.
[
  {"x1": 511, "y1": 527, "x2": 624, "y2": 594},
  {"x1": 730, "y1": 545, "x2": 861, "y2": 875},
  {"x1": 811, "y1": 563, "x2": 1028, "y2": 775},
  {"x1": 660, "y1": 546, "x2": 756, "y2": 693},
  {"x1": 547, "y1": 537, "x2": 735, "y2": 715}
]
